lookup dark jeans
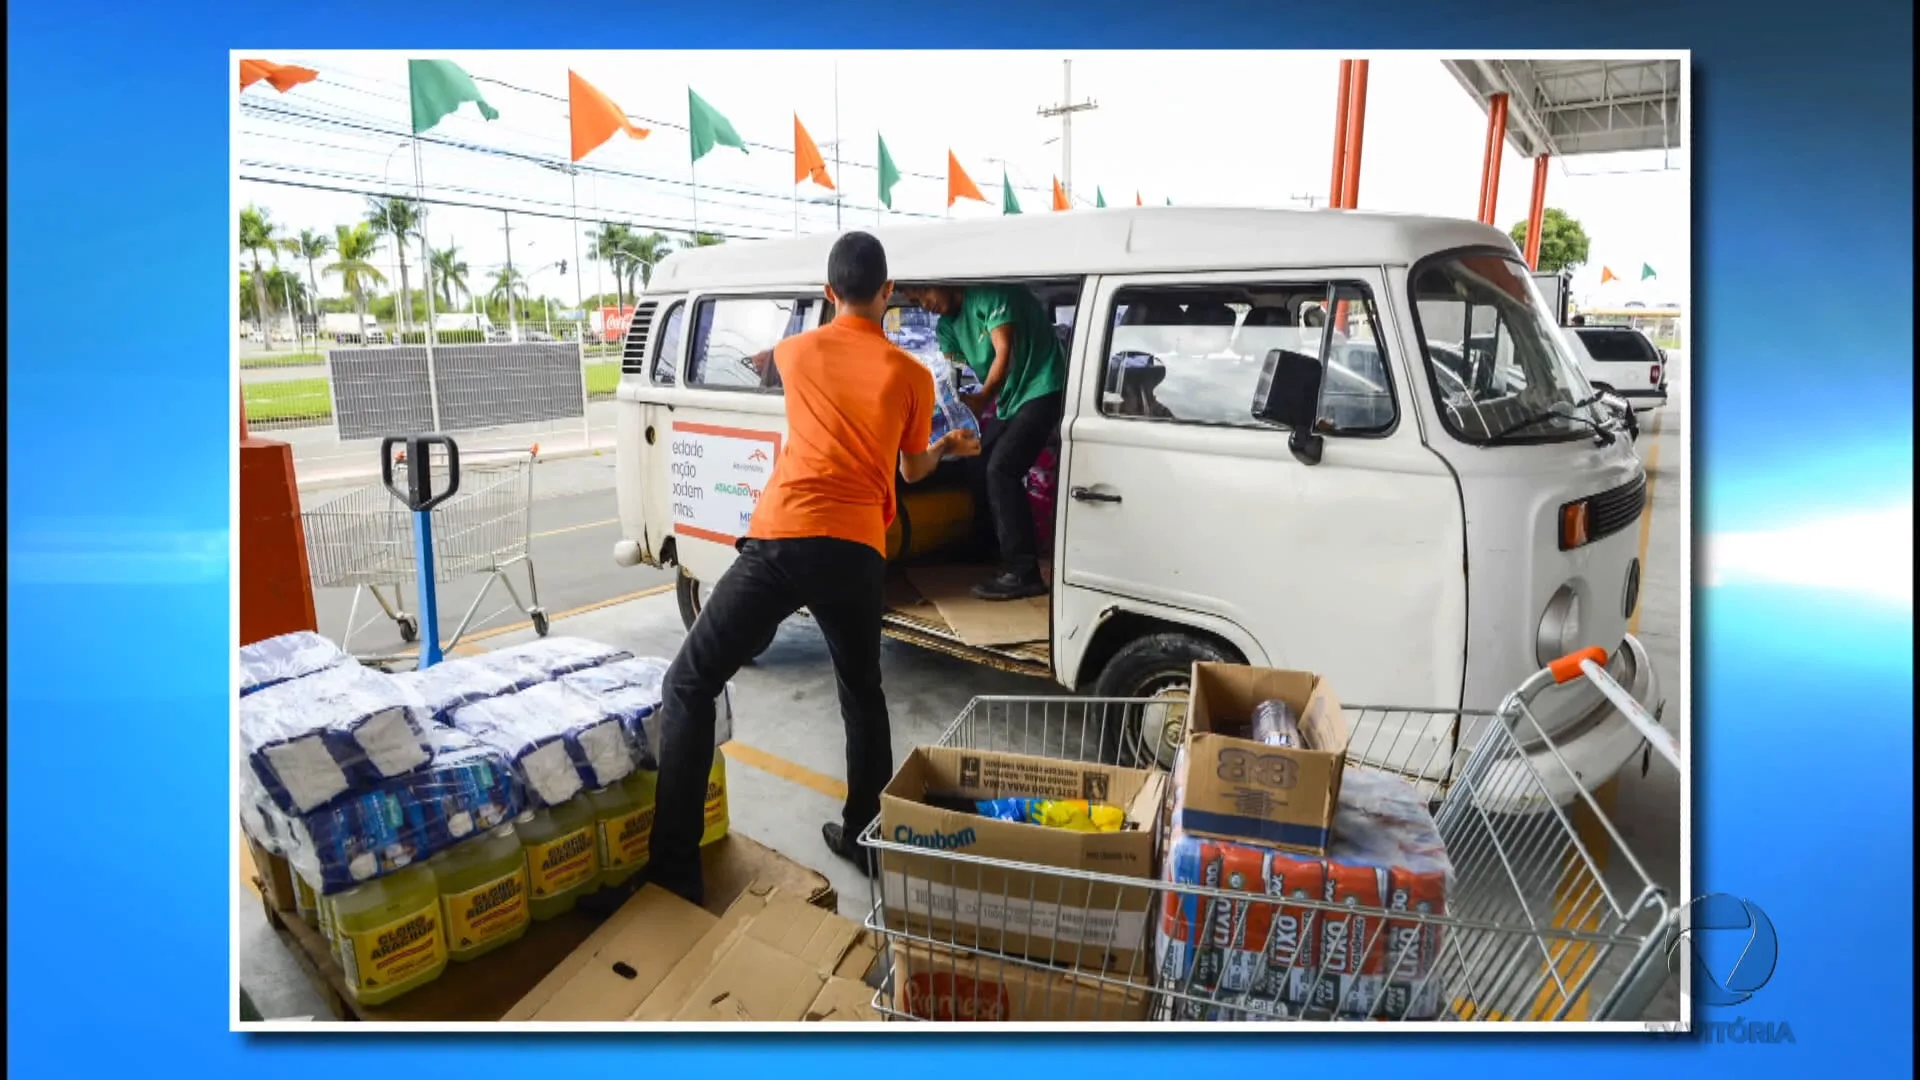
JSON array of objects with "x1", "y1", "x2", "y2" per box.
[
  {"x1": 648, "y1": 536, "x2": 890, "y2": 903},
  {"x1": 974, "y1": 391, "x2": 1064, "y2": 579}
]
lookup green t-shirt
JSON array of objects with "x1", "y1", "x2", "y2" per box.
[{"x1": 935, "y1": 285, "x2": 1065, "y2": 420}]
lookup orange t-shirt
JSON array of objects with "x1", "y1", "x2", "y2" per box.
[{"x1": 746, "y1": 314, "x2": 936, "y2": 556}]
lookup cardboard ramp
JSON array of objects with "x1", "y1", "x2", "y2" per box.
[{"x1": 904, "y1": 565, "x2": 1049, "y2": 648}]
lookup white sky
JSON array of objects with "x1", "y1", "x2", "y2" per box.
[{"x1": 237, "y1": 51, "x2": 1688, "y2": 311}]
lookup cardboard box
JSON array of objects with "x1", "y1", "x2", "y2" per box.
[
  {"x1": 506, "y1": 881, "x2": 883, "y2": 1023},
  {"x1": 889, "y1": 940, "x2": 1151, "y2": 1022},
  {"x1": 805, "y1": 977, "x2": 884, "y2": 1023},
  {"x1": 1177, "y1": 663, "x2": 1350, "y2": 853},
  {"x1": 245, "y1": 835, "x2": 299, "y2": 914},
  {"x1": 878, "y1": 746, "x2": 1164, "y2": 973}
]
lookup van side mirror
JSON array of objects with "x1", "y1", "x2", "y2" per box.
[{"x1": 1254, "y1": 348, "x2": 1326, "y2": 465}]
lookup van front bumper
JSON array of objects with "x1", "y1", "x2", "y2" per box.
[{"x1": 1467, "y1": 633, "x2": 1665, "y2": 814}]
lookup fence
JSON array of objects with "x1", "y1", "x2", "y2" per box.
[{"x1": 242, "y1": 331, "x2": 624, "y2": 482}]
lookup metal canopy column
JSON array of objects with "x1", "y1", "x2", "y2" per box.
[
  {"x1": 1524, "y1": 154, "x2": 1550, "y2": 268},
  {"x1": 1477, "y1": 92, "x2": 1510, "y2": 224},
  {"x1": 1340, "y1": 60, "x2": 1371, "y2": 209},
  {"x1": 1328, "y1": 61, "x2": 1353, "y2": 206}
]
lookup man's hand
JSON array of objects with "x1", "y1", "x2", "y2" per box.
[
  {"x1": 941, "y1": 429, "x2": 982, "y2": 459},
  {"x1": 960, "y1": 390, "x2": 991, "y2": 418}
]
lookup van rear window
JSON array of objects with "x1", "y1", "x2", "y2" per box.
[{"x1": 1573, "y1": 328, "x2": 1657, "y2": 363}]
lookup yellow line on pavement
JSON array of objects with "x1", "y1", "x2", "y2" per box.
[
  {"x1": 532, "y1": 517, "x2": 619, "y2": 540},
  {"x1": 720, "y1": 741, "x2": 849, "y2": 802},
  {"x1": 1542, "y1": 409, "x2": 1665, "y2": 1021}
]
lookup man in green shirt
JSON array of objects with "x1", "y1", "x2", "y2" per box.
[{"x1": 911, "y1": 283, "x2": 1066, "y2": 600}]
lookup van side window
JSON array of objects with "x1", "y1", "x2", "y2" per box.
[
  {"x1": 650, "y1": 302, "x2": 685, "y2": 385},
  {"x1": 1101, "y1": 283, "x2": 1395, "y2": 435},
  {"x1": 687, "y1": 297, "x2": 819, "y2": 392}
]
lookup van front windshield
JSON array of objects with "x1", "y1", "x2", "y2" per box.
[{"x1": 1412, "y1": 253, "x2": 1603, "y2": 445}]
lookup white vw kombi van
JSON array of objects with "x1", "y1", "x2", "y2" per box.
[{"x1": 610, "y1": 208, "x2": 1664, "y2": 806}]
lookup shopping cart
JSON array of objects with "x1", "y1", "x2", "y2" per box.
[
  {"x1": 861, "y1": 649, "x2": 1680, "y2": 1024},
  {"x1": 301, "y1": 438, "x2": 549, "y2": 664}
]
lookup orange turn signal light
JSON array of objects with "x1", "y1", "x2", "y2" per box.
[{"x1": 1560, "y1": 500, "x2": 1591, "y2": 550}]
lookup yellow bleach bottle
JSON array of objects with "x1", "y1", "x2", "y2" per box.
[
  {"x1": 317, "y1": 890, "x2": 336, "y2": 946},
  {"x1": 292, "y1": 871, "x2": 320, "y2": 929},
  {"x1": 593, "y1": 771, "x2": 657, "y2": 889},
  {"x1": 431, "y1": 824, "x2": 531, "y2": 962},
  {"x1": 702, "y1": 756, "x2": 730, "y2": 847},
  {"x1": 332, "y1": 864, "x2": 448, "y2": 1006},
  {"x1": 516, "y1": 801, "x2": 599, "y2": 921}
]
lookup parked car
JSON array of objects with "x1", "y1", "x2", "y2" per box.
[{"x1": 1566, "y1": 324, "x2": 1668, "y2": 414}]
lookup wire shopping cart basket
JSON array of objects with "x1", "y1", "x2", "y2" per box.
[
  {"x1": 861, "y1": 650, "x2": 1680, "y2": 1024},
  {"x1": 301, "y1": 440, "x2": 548, "y2": 663}
]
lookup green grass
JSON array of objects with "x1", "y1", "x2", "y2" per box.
[
  {"x1": 244, "y1": 377, "x2": 332, "y2": 423},
  {"x1": 240, "y1": 351, "x2": 325, "y2": 369},
  {"x1": 585, "y1": 362, "x2": 621, "y2": 397}
]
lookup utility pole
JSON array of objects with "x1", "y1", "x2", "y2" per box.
[
  {"x1": 1037, "y1": 58, "x2": 1098, "y2": 202},
  {"x1": 499, "y1": 211, "x2": 519, "y2": 342},
  {"x1": 832, "y1": 61, "x2": 843, "y2": 230}
]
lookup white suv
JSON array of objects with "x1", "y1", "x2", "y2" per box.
[{"x1": 1567, "y1": 324, "x2": 1669, "y2": 413}]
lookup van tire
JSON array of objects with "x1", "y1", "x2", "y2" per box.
[
  {"x1": 676, "y1": 570, "x2": 777, "y2": 663},
  {"x1": 1092, "y1": 632, "x2": 1238, "y2": 769}
]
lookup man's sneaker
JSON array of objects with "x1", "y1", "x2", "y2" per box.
[
  {"x1": 971, "y1": 570, "x2": 1047, "y2": 601},
  {"x1": 822, "y1": 822, "x2": 878, "y2": 875}
]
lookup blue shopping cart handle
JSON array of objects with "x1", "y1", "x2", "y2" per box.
[{"x1": 381, "y1": 434, "x2": 461, "y2": 512}]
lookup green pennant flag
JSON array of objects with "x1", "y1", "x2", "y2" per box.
[
  {"x1": 1166, "y1": 196, "x2": 1173, "y2": 206},
  {"x1": 1002, "y1": 168, "x2": 1022, "y2": 215},
  {"x1": 878, "y1": 134, "x2": 901, "y2": 210},
  {"x1": 688, "y1": 88, "x2": 748, "y2": 163},
  {"x1": 1640, "y1": 263, "x2": 1657, "y2": 281},
  {"x1": 1095, "y1": 187, "x2": 1106, "y2": 208},
  {"x1": 409, "y1": 60, "x2": 499, "y2": 134}
]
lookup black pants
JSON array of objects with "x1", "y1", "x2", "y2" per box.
[
  {"x1": 975, "y1": 391, "x2": 1064, "y2": 578},
  {"x1": 649, "y1": 536, "x2": 890, "y2": 903}
]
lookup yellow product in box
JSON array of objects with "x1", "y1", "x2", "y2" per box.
[
  {"x1": 702, "y1": 755, "x2": 730, "y2": 847},
  {"x1": 292, "y1": 870, "x2": 320, "y2": 929},
  {"x1": 333, "y1": 865, "x2": 448, "y2": 1006},
  {"x1": 516, "y1": 801, "x2": 600, "y2": 920},
  {"x1": 596, "y1": 772, "x2": 658, "y2": 887},
  {"x1": 431, "y1": 825, "x2": 531, "y2": 963},
  {"x1": 317, "y1": 891, "x2": 336, "y2": 947}
]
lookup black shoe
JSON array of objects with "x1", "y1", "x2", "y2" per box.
[
  {"x1": 822, "y1": 822, "x2": 878, "y2": 875},
  {"x1": 970, "y1": 570, "x2": 1047, "y2": 601}
]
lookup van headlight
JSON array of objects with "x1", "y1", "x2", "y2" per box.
[{"x1": 1537, "y1": 585, "x2": 1583, "y2": 666}]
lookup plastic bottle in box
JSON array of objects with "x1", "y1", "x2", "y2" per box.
[
  {"x1": 332, "y1": 864, "x2": 449, "y2": 1006},
  {"x1": 515, "y1": 802, "x2": 600, "y2": 921},
  {"x1": 292, "y1": 870, "x2": 320, "y2": 929},
  {"x1": 591, "y1": 775, "x2": 656, "y2": 891},
  {"x1": 431, "y1": 824, "x2": 531, "y2": 963}
]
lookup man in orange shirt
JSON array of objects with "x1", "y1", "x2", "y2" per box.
[{"x1": 647, "y1": 232, "x2": 980, "y2": 903}]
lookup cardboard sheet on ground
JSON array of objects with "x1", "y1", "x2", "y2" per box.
[{"x1": 905, "y1": 566, "x2": 1049, "y2": 647}]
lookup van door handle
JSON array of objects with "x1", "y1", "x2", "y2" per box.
[{"x1": 1070, "y1": 487, "x2": 1122, "y2": 504}]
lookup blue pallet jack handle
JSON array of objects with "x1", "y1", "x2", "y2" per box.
[{"x1": 381, "y1": 435, "x2": 461, "y2": 668}]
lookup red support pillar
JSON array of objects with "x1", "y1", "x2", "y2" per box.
[
  {"x1": 1339, "y1": 60, "x2": 1371, "y2": 211},
  {"x1": 1524, "y1": 154, "x2": 1550, "y2": 268},
  {"x1": 1478, "y1": 93, "x2": 1509, "y2": 225},
  {"x1": 1328, "y1": 61, "x2": 1354, "y2": 208}
]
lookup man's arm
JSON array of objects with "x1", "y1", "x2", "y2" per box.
[{"x1": 900, "y1": 430, "x2": 979, "y2": 483}]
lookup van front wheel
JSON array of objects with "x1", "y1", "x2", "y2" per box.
[
  {"x1": 675, "y1": 570, "x2": 777, "y2": 662},
  {"x1": 1092, "y1": 633, "x2": 1237, "y2": 769}
]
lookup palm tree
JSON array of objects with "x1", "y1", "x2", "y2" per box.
[
  {"x1": 365, "y1": 196, "x2": 425, "y2": 330},
  {"x1": 586, "y1": 222, "x2": 638, "y2": 311},
  {"x1": 488, "y1": 267, "x2": 529, "y2": 328},
  {"x1": 240, "y1": 205, "x2": 286, "y2": 350},
  {"x1": 689, "y1": 232, "x2": 726, "y2": 247},
  {"x1": 325, "y1": 222, "x2": 387, "y2": 340},
  {"x1": 291, "y1": 229, "x2": 334, "y2": 322},
  {"x1": 619, "y1": 231, "x2": 675, "y2": 298},
  {"x1": 430, "y1": 245, "x2": 469, "y2": 309}
]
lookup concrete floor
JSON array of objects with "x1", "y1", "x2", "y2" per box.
[{"x1": 241, "y1": 390, "x2": 1686, "y2": 1023}]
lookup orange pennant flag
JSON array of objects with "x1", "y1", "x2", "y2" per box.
[
  {"x1": 1600, "y1": 266, "x2": 1618, "y2": 284},
  {"x1": 948, "y1": 151, "x2": 987, "y2": 206},
  {"x1": 568, "y1": 70, "x2": 650, "y2": 163},
  {"x1": 1135, "y1": 192, "x2": 1143, "y2": 207},
  {"x1": 239, "y1": 59, "x2": 318, "y2": 93},
  {"x1": 1052, "y1": 177, "x2": 1070, "y2": 211},
  {"x1": 794, "y1": 114, "x2": 834, "y2": 189}
]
